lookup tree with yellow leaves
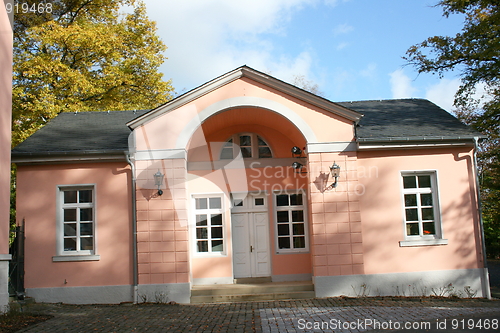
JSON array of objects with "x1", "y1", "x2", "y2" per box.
[{"x1": 12, "y1": 0, "x2": 173, "y2": 146}]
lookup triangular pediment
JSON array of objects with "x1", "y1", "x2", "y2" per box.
[{"x1": 127, "y1": 66, "x2": 362, "y2": 129}]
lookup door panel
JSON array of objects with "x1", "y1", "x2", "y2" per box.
[
  {"x1": 232, "y1": 213, "x2": 251, "y2": 278},
  {"x1": 231, "y1": 195, "x2": 271, "y2": 279}
]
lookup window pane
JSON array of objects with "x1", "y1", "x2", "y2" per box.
[
  {"x1": 64, "y1": 191, "x2": 77, "y2": 204},
  {"x1": 220, "y1": 147, "x2": 233, "y2": 159},
  {"x1": 293, "y1": 236, "x2": 306, "y2": 248},
  {"x1": 80, "y1": 237, "x2": 93, "y2": 250},
  {"x1": 234, "y1": 199, "x2": 243, "y2": 207},
  {"x1": 211, "y1": 214, "x2": 222, "y2": 225},
  {"x1": 195, "y1": 198, "x2": 207, "y2": 210},
  {"x1": 64, "y1": 209, "x2": 77, "y2": 222},
  {"x1": 80, "y1": 223, "x2": 93, "y2": 236},
  {"x1": 209, "y1": 197, "x2": 221, "y2": 209},
  {"x1": 418, "y1": 175, "x2": 431, "y2": 188},
  {"x1": 257, "y1": 136, "x2": 267, "y2": 146},
  {"x1": 211, "y1": 227, "x2": 223, "y2": 239},
  {"x1": 293, "y1": 223, "x2": 305, "y2": 236},
  {"x1": 239, "y1": 135, "x2": 251, "y2": 146},
  {"x1": 255, "y1": 198, "x2": 264, "y2": 206},
  {"x1": 196, "y1": 228, "x2": 208, "y2": 239},
  {"x1": 421, "y1": 193, "x2": 433, "y2": 206},
  {"x1": 292, "y1": 210, "x2": 304, "y2": 222},
  {"x1": 278, "y1": 237, "x2": 290, "y2": 249},
  {"x1": 423, "y1": 222, "x2": 436, "y2": 235},
  {"x1": 277, "y1": 224, "x2": 289, "y2": 236},
  {"x1": 422, "y1": 207, "x2": 434, "y2": 220},
  {"x1": 258, "y1": 147, "x2": 272, "y2": 158},
  {"x1": 406, "y1": 223, "x2": 419, "y2": 236},
  {"x1": 403, "y1": 176, "x2": 417, "y2": 189},
  {"x1": 290, "y1": 194, "x2": 303, "y2": 206},
  {"x1": 212, "y1": 240, "x2": 223, "y2": 252},
  {"x1": 80, "y1": 208, "x2": 93, "y2": 222},
  {"x1": 405, "y1": 208, "x2": 418, "y2": 221},
  {"x1": 404, "y1": 194, "x2": 417, "y2": 207},
  {"x1": 196, "y1": 215, "x2": 207, "y2": 226},
  {"x1": 277, "y1": 211, "x2": 289, "y2": 223},
  {"x1": 64, "y1": 238, "x2": 77, "y2": 251},
  {"x1": 240, "y1": 147, "x2": 252, "y2": 158},
  {"x1": 276, "y1": 195, "x2": 289, "y2": 206},
  {"x1": 197, "y1": 241, "x2": 208, "y2": 252},
  {"x1": 79, "y1": 190, "x2": 92, "y2": 203},
  {"x1": 64, "y1": 223, "x2": 76, "y2": 237}
]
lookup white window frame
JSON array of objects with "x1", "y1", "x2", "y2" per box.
[
  {"x1": 273, "y1": 190, "x2": 309, "y2": 254},
  {"x1": 191, "y1": 194, "x2": 227, "y2": 257},
  {"x1": 220, "y1": 133, "x2": 273, "y2": 160},
  {"x1": 399, "y1": 171, "x2": 448, "y2": 247},
  {"x1": 53, "y1": 184, "x2": 100, "y2": 261}
]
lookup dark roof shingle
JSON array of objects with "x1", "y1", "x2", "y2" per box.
[{"x1": 12, "y1": 110, "x2": 149, "y2": 156}]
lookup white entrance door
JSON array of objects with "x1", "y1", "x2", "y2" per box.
[{"x1": 231, "y1": 194, "x2": 271, "y2": 279}]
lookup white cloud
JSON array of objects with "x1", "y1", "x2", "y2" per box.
[
  {"x1": 333, "y1": 23, "x2": 353, "y2": 36},
  {"x1": 141, "y1": 0, "x2": 321, "y2": 91},
  {"x1": 389, "y1": 69, "x2": 417, "y2": 99},
  {"x1": 424, "y1": 78, "x2": 460, "y2": 112},
  {"x1": 360, "y1": 63, "x2": 377, "y2": 79}
]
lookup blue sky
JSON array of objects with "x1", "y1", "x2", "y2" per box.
[{"x1": 140, "y1": 0, "x2": 467, "y2": 112}]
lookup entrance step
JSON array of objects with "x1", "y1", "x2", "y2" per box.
[
  {"x1": 234, "y1": 277, "x2": 272, "y2": 284},
  {"x1": 190, "y1": 280, "x2": 315, "y2": 303}
]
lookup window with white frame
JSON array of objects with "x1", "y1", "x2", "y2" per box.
[
  {"x1": 401, "y1": 172, "x2": 442, "y2": 239},
  {"x1": 220, "y1": 133, "x2": 272, "y2": 159},
  {"x1": 194, "y1": 196, "x2": 225, "y2": 254},
  {"x1": 275, "y1": 192, "x2": 308, "y2": 253},
  {"x1": 58, "y1": 186, "x2": 96, "y2": 255}
]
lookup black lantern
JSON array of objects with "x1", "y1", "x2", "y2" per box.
[
  {"x1": 153, "y1": 170, "x2": 164, "y2": 196},
  {"x1": 329, "y1": 162, "x2": 340, "y2": 188}
]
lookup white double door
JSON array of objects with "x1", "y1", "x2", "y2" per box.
[{"x1": 231, "y1": 194, "x2": 271, "y2": 279}]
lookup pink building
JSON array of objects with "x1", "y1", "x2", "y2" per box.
[
  {"x1": 1, "y1": 1, "x2": 13, "y2": 311},
  {"x1": 12, "y1": 67, "x2": 490, "y2": 303}
]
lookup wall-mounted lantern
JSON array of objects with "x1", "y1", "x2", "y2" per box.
[
  {"x1": 328, "y1": 162, "x2": 340, "y2": 189},
  {"x1": 153, "y1": 170, "x2": 164, "y2": 196}
]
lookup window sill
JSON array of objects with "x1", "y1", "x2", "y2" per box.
[
  {"x1": 52, "y1": 255, "x2": 100, "y2": 262},
  {"x1": 276, "y1": 250, "x2": 309, "y2": 255},
  {"x1": 399, "y1": 239, "x2": 448, "y2": 247}
]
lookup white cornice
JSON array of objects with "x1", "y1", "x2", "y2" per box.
[{"x1": 127, "y1": 66, "x2": 363, "y2": 129}]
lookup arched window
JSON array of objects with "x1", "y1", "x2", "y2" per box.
[{"x1": 220, "y1": 133, "x2": 272, "y2": 159}]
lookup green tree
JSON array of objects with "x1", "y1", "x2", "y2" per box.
[
  {"x1": 405, "y1": 0, "x2": 500, "y2": 258},
  {"x1": 12, "y1": 0, "x2": 174, "y2": 146}
]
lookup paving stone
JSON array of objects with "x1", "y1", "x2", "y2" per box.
[{"x1": 16, "y1": 298, "x2": 500, "y2": 332}]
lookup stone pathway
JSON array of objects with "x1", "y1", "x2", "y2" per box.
[{"x1": 17, "y1": 298, "x2": 500, "y2": 332}]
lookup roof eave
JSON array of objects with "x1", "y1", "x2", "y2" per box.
[{"x1": 12, "y1": 150, "x2": 128, "y2": 165}]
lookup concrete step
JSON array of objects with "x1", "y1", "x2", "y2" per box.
[{"x1": 190, "y1": 281, "x2": 315, "y2": 303}]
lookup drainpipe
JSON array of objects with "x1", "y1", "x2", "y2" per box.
[
  {"x1": 125, "y1": 152, "x2": 139, "y2": 304},
  {"x1": 473, "y1": 137, "x2": 491, "y2": 299}
]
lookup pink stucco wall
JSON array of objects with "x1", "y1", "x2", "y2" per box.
[
  {"x1": 357, "y1": 147, "x2": 483, "y2": 274},
  {"x1": 17, "y1": 163, "x2": 133, "y2": 288},
  {"x1": 0, "y1": 1, "x2": 12, "y2": 255}
]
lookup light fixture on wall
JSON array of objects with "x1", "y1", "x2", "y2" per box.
[
  {"x1": 291, "y1": 146, "x2": 307, "y2": 174},
  {"x1": 328, "y1": 162, "x2": 341, "y2": 189},
  {"x1": 153, "y1": 170, "x2": 164, "y2": 196}
]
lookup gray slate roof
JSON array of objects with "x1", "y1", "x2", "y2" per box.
[
  {"x1": 11, "y1": 99, "x2": 483, "y2": 159},
  {"x1": 12, "y1": 110, "x2": 149, "y2": 157},
  {"x1": 337, "y1": 99, "x2": 483, "y2": 142}
]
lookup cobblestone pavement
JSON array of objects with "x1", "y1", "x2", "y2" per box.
[{"x1": 17, "y1": 298, "x2": 500, "y2": 333}]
